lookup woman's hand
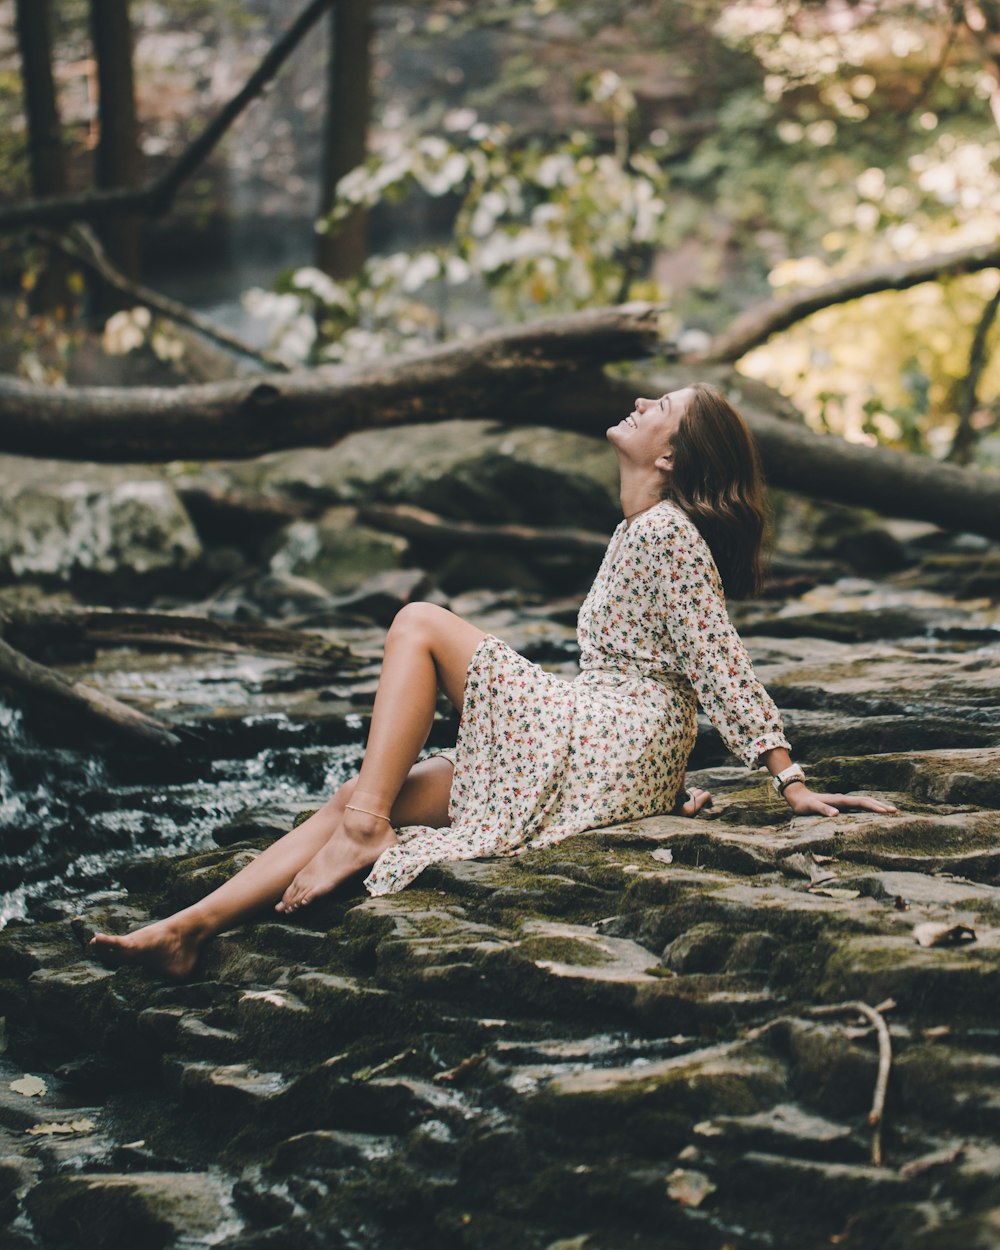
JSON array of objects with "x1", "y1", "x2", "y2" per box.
[{"x1": 782, "y1": 784, "x2": 897, "y2": 818}]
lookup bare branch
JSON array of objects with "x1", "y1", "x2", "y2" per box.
[
  {"x1": 806, "y1": 999, "x2": 894, "y2": 1166},
  {"x1": 24, "y1": 224, "x2": 289, "y2": 370},
  {"x1": 948, "y1": 280, "x2": 1000, "y2": 463},
  {"x1": 0, "y1": 0, "x2": 335, "y2": 233},
  {"x1": 690, "y1": 241, "x2": 1000, "y2": 364},
  {"x1": 0, "y1": 629, "x2": 180, "y2": 748},
  {"x1": 0, "y1": 605, "x2": 358, "y2": 673},
  {"x1": 358, "y1": 502, "x2": 610, "y2": 558}
]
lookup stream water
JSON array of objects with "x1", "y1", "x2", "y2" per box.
[{"x1": 0, "y1": 693, "x2": 365, "y2": 930}]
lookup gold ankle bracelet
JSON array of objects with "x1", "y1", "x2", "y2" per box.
[{"x1": 345, "y1": 803, "x2": 392, "y2": 824}]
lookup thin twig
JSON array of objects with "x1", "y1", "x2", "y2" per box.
[
  {"x1": 805, "y1": 998, "x2": 894, "y2": 1166},
  {"x1": 15, "y1": 225, "x2": 289, "y2": 370},
  {"x1": 747, "y1": 998, "x2": 895, "y2": 1166}
]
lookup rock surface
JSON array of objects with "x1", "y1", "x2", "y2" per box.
[
  {"x1": 0, "y1": 457, "x2": 202, "y2": 599},
  {"x1": 1, "y1": 436, "x2": 999, "y2": 1248},
  {"x1": 1, "y1": 530, "x2": 999, "y2": 1249}
]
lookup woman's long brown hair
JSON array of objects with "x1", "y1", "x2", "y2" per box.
[{"x1": 663, "y1": 383, "x2": 767, "y2": 599}]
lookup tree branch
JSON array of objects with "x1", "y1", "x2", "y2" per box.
[
  {"x1": 690, "y1": 241, "x2": 1000, "y2": 363},
  {"x1": 357, "y1": 502, "x2": 610, "y2": 558},
  {"x1": 19, "y1": 224, "x2": 289, "y2": 370},
  {"x1": 0, "y1": 302, "x2": 663, "y2": 461},
  {"x1": 948, "y1": 279, "x2": 1000, "y2": 464},
  {"x1": 0, "y1": 605, "x2": 358, "y2": 673},
  {"x1": 0, "y1": 0, "x2": 335, "y2": 233},
  {"x1": 0, "y1": 630, "x2": 180, "y2": 748}
]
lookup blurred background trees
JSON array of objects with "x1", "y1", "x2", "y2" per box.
[{"x1": 1, "y1": 0, "x2": 998, "y2": 463}]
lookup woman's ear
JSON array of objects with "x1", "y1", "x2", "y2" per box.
[{"x1": 654, "y1": 451, "x2": 673, "y2": 473}]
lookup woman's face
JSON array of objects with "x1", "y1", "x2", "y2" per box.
[{"x1": 607, "y1": 387, "x2": 693, "y2": 470}]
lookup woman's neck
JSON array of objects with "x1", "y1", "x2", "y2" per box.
[{"x1": 619, "y1": 469, "x2": 664, "y2": 526}]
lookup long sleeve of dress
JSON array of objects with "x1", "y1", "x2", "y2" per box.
[{"x1": 652, "y1": 514, "x2": 790, "y2": 769}]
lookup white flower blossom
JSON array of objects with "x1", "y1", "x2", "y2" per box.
[
  {"x1": 402, "y1": 252, "x2": 441, "y2": 292},
  {"x1": 103, "y1": 307, "x2": 151, "y2": 355}
]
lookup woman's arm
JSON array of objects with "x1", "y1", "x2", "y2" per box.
[
  {"x1": 758, "y1": 746, "x2": 897, "y2": 817},
  {"x1": 656, "y1": 517, "x2": 897, "y2": 818}
]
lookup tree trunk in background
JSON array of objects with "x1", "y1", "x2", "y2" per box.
[
  {"x1": 315, "y1": 0, "x2": 372, "y2": 279},
  {"x1": 13, "y1": 0, "x2": 72, "y2": 313},
  {"x1": 89, "y1": 0, "x2": 142, "y2": 312}
]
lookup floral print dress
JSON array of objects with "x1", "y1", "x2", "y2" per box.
[{"x1": 363, "y1": 500, "x2": 790, "y2": 896}]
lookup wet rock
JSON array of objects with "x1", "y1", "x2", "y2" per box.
[
  {"x1": 266, "y1": 507, "x2": 409, "y2": 593},
  {"x1": 0, "y1": 458, "x2": 202, "y2": 600},
  {"x1": 26, "y1": 1171, "x2": 238, "y2": 1250},
  {"x1": 321, "y1": 568, "x2": 434, "y2": 627},
  {"x1": 0, "y1": 491, "x2": 998, "y2": 1249},
  {"x1": 229, "y1": 420, "x2": 621, "y2": 529}
]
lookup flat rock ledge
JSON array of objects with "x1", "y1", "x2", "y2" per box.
[{"x1": 2, "y1": 745, "x2": 1000, "y2": 1250}]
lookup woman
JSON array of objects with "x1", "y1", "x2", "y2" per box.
[{"x1": 90, "y1": 384, "x2": 895, "y2": 979}]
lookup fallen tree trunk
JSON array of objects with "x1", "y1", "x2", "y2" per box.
[
  {"x1": 358, "y1": 503, "x2": 609, "y2": 558},
  {"x1": 0, "y1": 303, "x2": 998, "y2": 539},
  {"x1": 603, "y1": 370, "x2": 1000, "y2": 540},
  {"x1": 0, "y1": 632, "x2": 180, "y2": 748},
  {"x1": 0, "y1": 302, "x2": 662, "y2": 461},
  {"x1": 0, "y1": 606, "x2": 359, "y2": 672}
]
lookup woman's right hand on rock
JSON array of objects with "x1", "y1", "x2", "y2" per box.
[{"x1": 783, "y1": 784, "x2": 897, "y2": 818}]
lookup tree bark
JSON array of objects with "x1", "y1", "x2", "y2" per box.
[
  {"x1": 357, "y1": 503, "x2": 609, "y2": 558},
  {"x1": 691, "y1": 241, "x2": 1000, "y2": 363},
  {"x1": 316, "y1": 0, "x2": 372, "y2": 279},
  {"x1": 0, "y1": 301, "x2": 998, "y2": 540},
  {"x1": 0, "y1": 302, "x2": 662, "y2": 460},
  {"x1": 89, "y1": 0, "x2": 142, "y2": 309},
  {"x1": 0, "y1": 0, "x2": 335, "y2": 234},
  {"x1": 23, "y1": 225, "x2": 289, "y2": 370},
  {"x1": 13, "y1": 0, "x2": 72, "y2": 312},
  {"x1": 0, "y1": 633, "x2": 180, "y2": 748},
  {"x1": 0, "y1": 606, "x2": 358, "y2": 673}
]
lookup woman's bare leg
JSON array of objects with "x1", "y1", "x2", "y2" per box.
[
  {"x1": 88, "y1": 603, "x2": 484, "y2": 976},
  {"x1": 277, "y1": 603, "x2": 486, "y2": 913},
  {"x1": 88, "y1": 756, "x2": 456, "y2": 980}
]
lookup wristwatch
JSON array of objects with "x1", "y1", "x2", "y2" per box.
[{"x1": 772, "y1": 764, "x2": 806, "y2": 795}]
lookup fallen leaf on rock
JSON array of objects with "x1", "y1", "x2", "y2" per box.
[
  {"x1": 780, "y1": 853, "x2": 835, "y2": 884},
  {"x1": 693, "y1": 1120, "x2": 723, "y2": 1137},
  {"x1": 666, "y1": 1167, "x2": 716, "y2": 1208},
  {"x1": 9, "y1": 1074, "x2": 46, "y2": 1098},
  {"x1": 913, "y1": 922, "x2": 976, "y2": 948},
  {"x1": 651, "y1": 848, "x2": 673, "y2": 864},
  {"x1": 810, "y1": 887, "x2": 862, "y2": 900},
  {"x1": 26, "y1": 1118, "x2": 96, "y2": 1136}
]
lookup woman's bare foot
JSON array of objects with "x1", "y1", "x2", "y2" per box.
[
  {"x1": 678, "y1": 787, "x2": 713, "y2": 817},
  {"x1": 276, "y1": 807, "x2": 397, "y2": 914},
  {"x1": 88, "y1": 917, "x2": 204, "y2": 982}
]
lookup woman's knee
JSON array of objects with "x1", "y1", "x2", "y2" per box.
[{"x1": 386, "y1": 601, "x2": 450, "y2": 645}]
